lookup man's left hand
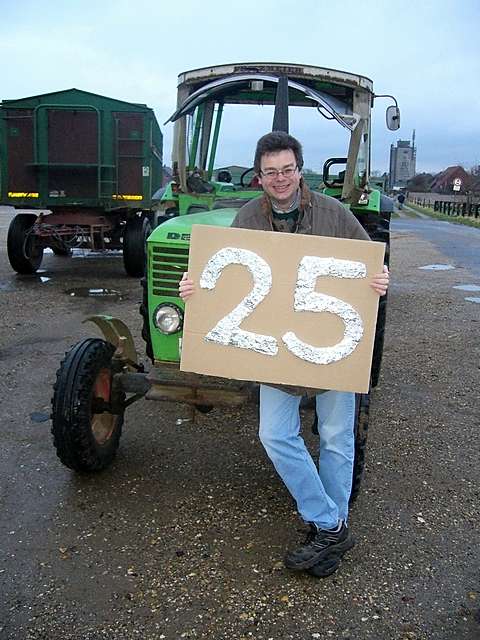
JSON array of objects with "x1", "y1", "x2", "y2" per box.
[{"x1": 370, "y1": 265, "x2": 389, "y2": 296}]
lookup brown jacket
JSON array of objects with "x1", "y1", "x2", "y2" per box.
[
  {"x1": 231, "y1": 185, "x2": 370, "y2": 396},
  {"x1": 232, "y1": 187, "x2": 370, "y2": 241}
]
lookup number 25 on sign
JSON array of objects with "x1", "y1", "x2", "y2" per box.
[{"x1": 199, "y1": 246, "x2": 366, "y2": 366}]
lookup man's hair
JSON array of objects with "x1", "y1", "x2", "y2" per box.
[{"x1": 253, "y1": 131, "x2": 304, "y2": 174}]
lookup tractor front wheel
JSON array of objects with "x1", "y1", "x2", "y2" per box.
[
  {"x1": 7, "y1": 214, "x2": 44, "y2": 274},
  {"x1": 51, "y1": 338, "x2": 125, "y2": 472}
]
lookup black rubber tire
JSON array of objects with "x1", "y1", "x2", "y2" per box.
[
  {"x1": 310, "y1": 392, "x2": 369, "y2": 503},
  {"x1": 354, "y1": 208, "x2": 390, "y2": 387},
  {"x1": 51, "y1": 338, "x2": 125, "y2": 472},
  {"x1": 123, "y1": 214, "x2": 151, "y2": 277},
  {"x1": 7, "y1": 214, "x2": 43, "y2": 274},
  {"x1": 140, "y1": 276, "x2": 154, "y2": 363},
  {"x1": 349, "y1": 393, "x2": 370, "y2": 503},
  {"x1": 371, "y1": 293, "x2": 387, "y2": 388}
]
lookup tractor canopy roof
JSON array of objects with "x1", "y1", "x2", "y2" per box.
[{"x1": 166, "y1": 62, "x2": 374, "y2": 132}]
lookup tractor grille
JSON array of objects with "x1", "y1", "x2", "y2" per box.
[{"x1": 151, "y1": 244, "x2": 189, "y2": 297}]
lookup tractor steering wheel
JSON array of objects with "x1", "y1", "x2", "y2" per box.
[{"x1": 240, "y1": 167, "x2": 256, "y2": 187}]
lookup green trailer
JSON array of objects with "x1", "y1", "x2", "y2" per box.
[{"x1": 0, "y1": 88, "x2": 163, "y2": 276}]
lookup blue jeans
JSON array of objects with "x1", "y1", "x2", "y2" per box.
[{"x1": 259, "y1": 385, "x2": 355, "y2": 530}]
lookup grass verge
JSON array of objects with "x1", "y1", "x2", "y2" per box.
[{"x1": 407, "y1": 202, "x2": 480, "y2": 228}]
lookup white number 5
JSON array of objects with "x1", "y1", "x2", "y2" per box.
[{"x1": 282, "y1": 256, "x2": 366, "y2": 364}]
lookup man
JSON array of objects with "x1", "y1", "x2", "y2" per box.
[{"x1": 179, "y1": 132, "x2": 389, "y2": 578}]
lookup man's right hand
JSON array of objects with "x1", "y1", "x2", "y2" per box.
[{"x1": 179, "y1": 272, "x2": 195, "y2": 300}]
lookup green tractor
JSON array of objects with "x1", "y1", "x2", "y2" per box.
[{"x1": 51, "y1": 63, "x2": 400, "y2": 501}]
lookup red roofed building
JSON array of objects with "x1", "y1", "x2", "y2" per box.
[{"x1": 430, "y1": 166, "x2": 471, "y2": 194}]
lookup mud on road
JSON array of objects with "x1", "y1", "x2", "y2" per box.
[{"x1": 0, "y1": 208, "x2": 479, "y2": 640}]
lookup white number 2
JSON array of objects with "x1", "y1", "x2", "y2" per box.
[
  {"x1": 282, "y1": 256, "x2": 366, "y2": 364},
  {"x1": 200, "y1": 247, "x2": 279, "y2": 356}
]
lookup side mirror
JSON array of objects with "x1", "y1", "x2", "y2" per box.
[{"x1": 386, "y1": 105, "x2": 401, "y2": 131}]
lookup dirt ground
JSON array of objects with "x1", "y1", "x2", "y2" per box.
[{"x1": 0, "y1": 208, "x2": 479, "y2": 640}]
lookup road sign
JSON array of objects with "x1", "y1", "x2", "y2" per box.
[{"x1": 453, "y1": 178, "x2": 462, "y2": 191}]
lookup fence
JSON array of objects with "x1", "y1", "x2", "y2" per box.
[{"x1": 409, "y1": 193, "x2": 480, "y2": 219}]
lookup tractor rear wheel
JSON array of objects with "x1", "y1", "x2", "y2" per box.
[
  {"x1": 310, "y1": 391, "x2": 370, "y2": 503},
  {"x1": 123, "y1": 214, "x2": 151, "y2": 277},
  {"x1": 371, "y1": 293, "x2": 387, "y2": 388},
  {"x1": 7, "y1": 214, "x2": 44, "y2": 274},
  {"x1": 140, "y1": 275, "x2": 154, "y2": 362},
  {"x1": 51, "y1": 338, "x2": 125, "y2": 472},
  {"x1": 355, "y1": 205, "x2": 391, "y2": 387},
  {"x1": 349, "y1": 393, "x2": 370, "y2": 503}
]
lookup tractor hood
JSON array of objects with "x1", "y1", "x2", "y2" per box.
[{"x1": 148, "y1": 208, "x2": 238, "y2": 244}]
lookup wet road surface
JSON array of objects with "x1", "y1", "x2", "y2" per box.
[{"x1": 0, "y1": 208, "x2": 479, "y2": 639}]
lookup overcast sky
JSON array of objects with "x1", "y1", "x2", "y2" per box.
[{"x1": 2, "y1": 0, "x2": 479, "y2": 174}]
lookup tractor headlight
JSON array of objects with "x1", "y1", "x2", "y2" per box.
[{"x1": 153, "y1": 303, "x2": 183, "y2": 334}]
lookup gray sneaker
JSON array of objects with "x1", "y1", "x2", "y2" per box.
[
  {"x1": 284, "y1": 521, "x2": 354, "y2": 571},
  {"x1": 307, "y1": 555, "x2": 341, "y2": 578}
]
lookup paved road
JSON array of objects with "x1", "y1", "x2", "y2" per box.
[
  {"x1": 1, "y1": 208, "x2": 479, "y2": 640},
  {"x1": 392, "y1": 217, "x2": 480, "y2": 278}
]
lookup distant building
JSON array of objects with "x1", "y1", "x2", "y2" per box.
[{"x1": 389, "y1": 132, "x2": 416, "y2": 190}]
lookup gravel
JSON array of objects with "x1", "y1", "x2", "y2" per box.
[{"x1": 0, "y1": 211, "x2": 479, "y2": 640}]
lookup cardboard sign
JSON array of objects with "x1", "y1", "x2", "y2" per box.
[{"x1": 181, "y1": 225, "x2": 385, "y2": 393}]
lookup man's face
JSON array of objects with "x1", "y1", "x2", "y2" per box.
[{"x1": 258, "y1": 149, "x2": 301, "y2": 207}]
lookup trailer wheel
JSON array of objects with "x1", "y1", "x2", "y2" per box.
[
  {"x1": 123, "y1": 214, "x2": 151, "y2": 277},
  {"x1": 310, "y1": 392, "x2": 369, "y2": 503},
  {"x1": 51, "y1": 338, "x2": 125, "y2": 472},
  {"x1": 7, "y1": 214, "x2": 44, "y2": 274}
]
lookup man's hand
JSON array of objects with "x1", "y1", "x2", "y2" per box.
[
  {"x1": 179, "y1": 272, "x2": 195, "y2": 300},
  {"x1": 370, "y1": 264, "x2": 389, "y2": 296}
]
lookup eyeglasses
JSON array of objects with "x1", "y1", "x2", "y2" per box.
[{"x1": 260, "y1": 166, "x2": 298, "y2": 179}]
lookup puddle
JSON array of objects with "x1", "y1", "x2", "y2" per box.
[
  {"x1": 71, "y1": 249, "x2": 123, "y2": 259},
  {"x1": 0, "y1": 281, "x2": 15, "y2": 292},
  {"x1": 30, "y1": 412, "x2": 50, "y2": 423},
  {"x1": 175, "y1": 418, "x2": 192, "y2": 426},
  {"x1": 453, "y1": 284, "x2": 480, "y2": 292},
  {"x1": 66, "y1": 287, "x2": 123, "y2": 300},
  {"x1": 418, "y1": 264, "x2": 455, "y2": 271},
  {"x1": 465, "y1": 297, "x2": 480, "y2": 304}
]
